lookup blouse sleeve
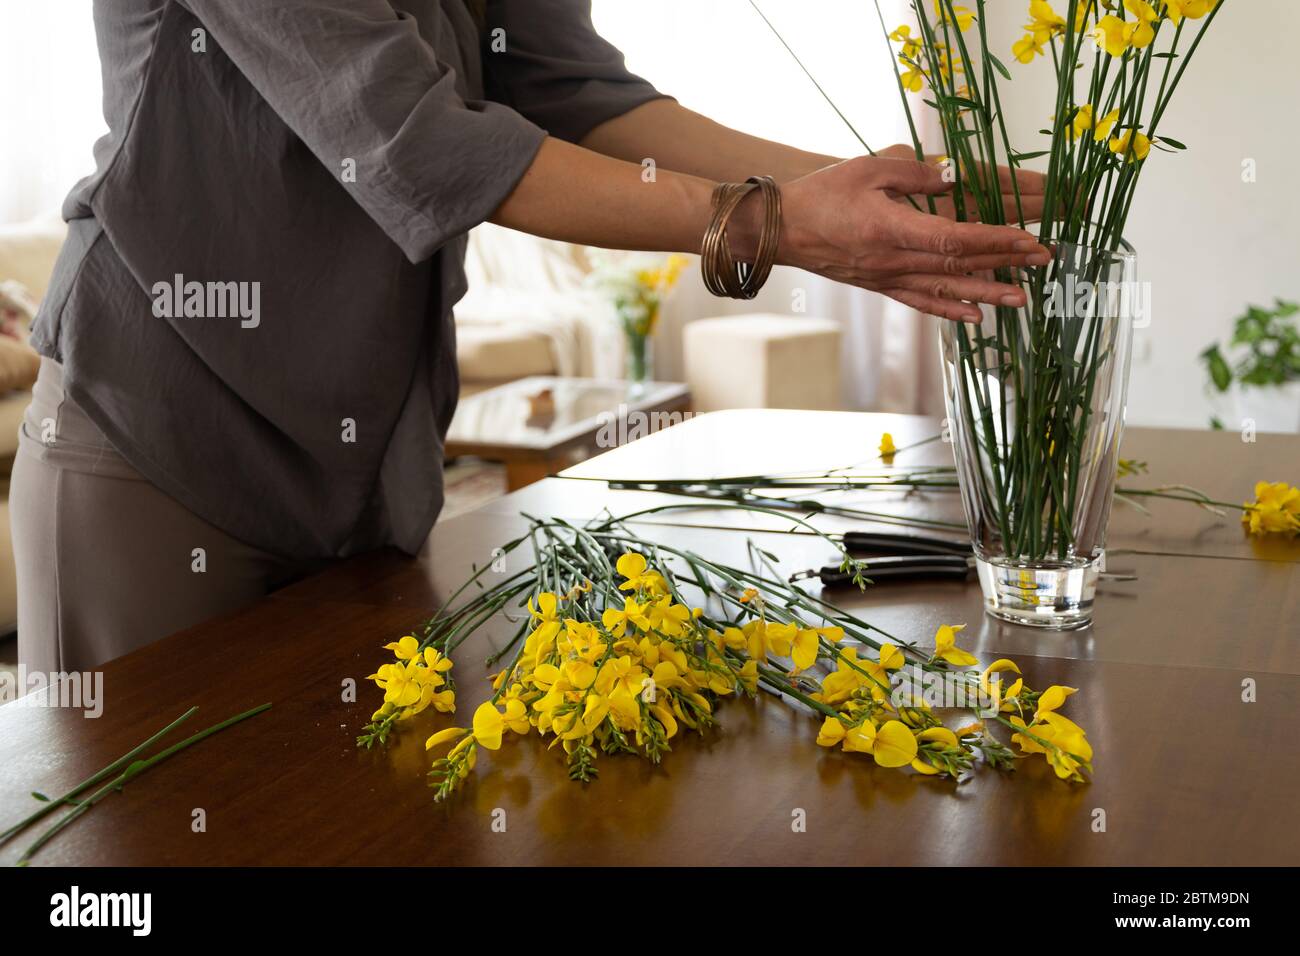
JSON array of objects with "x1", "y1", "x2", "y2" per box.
[
  {"x1": 481, "y1": 0, "x2": 671, "y2": 144},
  {"x1": 178, "y1": 0, "x2": 548, "y2": 263}
]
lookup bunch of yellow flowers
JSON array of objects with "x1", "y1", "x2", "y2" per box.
[
  {"x1": 363, "y1": 636, "x2": 456, "y2": 746},
  {"x1": 419, "y1": 553, "x2": 755, "y2": 798},
  {"x1": 369, "y1": 550, "x2": 1094, "y2": 800},
  {"x1": 811, "y1": 626, "x2": 1092, "y2": 782},
  {"x1": 1012, "y1": 0, "x2": 1218, "y2": 64},
  {"x1": 628, "y1": 254, "x2": 688, "y2": 337},
  {"x1": 890, "y1": 2, "x2": 970, "y2": 94}
]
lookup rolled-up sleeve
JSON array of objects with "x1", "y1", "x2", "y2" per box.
[
  {"x1": 179, "y1": 0, "x2": 547, "y2": 263},
  {"x1": 482, "y1": 0, "x2": 671, "y2": 144}
]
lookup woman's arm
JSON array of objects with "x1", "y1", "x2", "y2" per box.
[
  {"x1": 579, "y1": 98, "x2": 838, "y2": 183},
  {"x1": 581, "y1": 100, "x2": 1046, "y2": 224},
  {"x1": 491, "y1": 137, "x2": 1053, "y2": 323}
]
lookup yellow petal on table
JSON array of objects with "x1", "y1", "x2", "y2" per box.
[
  {"x1": 1034, "y1": 685, "x2": 1078, "y2": 721},
  {"x1": 651, "y1": 702, "x2": 678, "y2": 739},
  {"x1": 872, "y1": 720, "x2": 920, "y2": 768},
  {"x1": 878, "y1": 644, "x2": 905, "y2": 670},
  {"x1": 531, "y1": 662, "x2": 561, "y2": 690},
  {"x1": 816, "y1": 717, "x2": 847, "y2": 748},
  {"x1": 425, "y1": 727, "x2": 466, "y2": 751},
  {"x1": 471, "y1": 701, "x2": 505, "y2": 751},
  {"x1": 765, "y1": 621, "x2": 797, "y2": 658},
  {"x1": 917, "y1": 726, "x2": 959, "y2": 749},
  {"x1": 384, "y1": 635, "x2": 420, "y2": 660},
  {"x1": 933, "y1": 624, "x2": 979, "y2": 667},
  {"x1": 582, "y1": 694, "x2": 609, "y2": 732},
  {"x1": 791, "y1": 629, "x2": 820, "y2": 672},
  {"x1": 843, "y1": 722, "x2": 877, "y2": 754},
  {"x1": 616, "y1": 551, "x2": 648, "y2": 580},
  {"x1": 562, "y1": 660, "x2": 598, "y2": 691}
]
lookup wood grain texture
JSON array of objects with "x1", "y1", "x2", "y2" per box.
[{"x1": 1, "y1": 411, "x2": 1297, "y2": 866}]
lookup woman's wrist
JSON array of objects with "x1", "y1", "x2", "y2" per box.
[
  {"x1": 700, "y1": 177, "x2": 782, "y2": 299},
  {"x1": 719, "y1": 187, "x2": 765, "y2": 262}
]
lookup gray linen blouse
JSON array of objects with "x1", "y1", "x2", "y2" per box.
[{"x1": 31, "y1": 0, "x2": 664, "y2": 558}]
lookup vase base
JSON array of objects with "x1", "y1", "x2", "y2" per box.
[{"x1": 974, "y1": 555, "x2": 1100, "y2": 630}]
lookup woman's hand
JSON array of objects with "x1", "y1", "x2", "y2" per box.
[
  {"x1": 741, "y1": 154, "x2": 1052, "y2": 323},
  {"x1": 876, "y1": 143, "x2": 1047, "y2": 224}
]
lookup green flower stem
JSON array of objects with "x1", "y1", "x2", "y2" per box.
[
  {"x1": 601, "y1": 486, "x2": 967, "y2": 532},
  {"x1": 17, "y1": 703, "x2": 271, "y2": 865},
  {"x1": 869, "y1": 0, "x2": 934, "y2": 215},
  {"x1": 1114, "y1": 487, "x2": 1250, "y2": 513},
  {"x1": 752, "y1": 661, "x2": 838, "y2": 719},
  {"x1": 604, "y1": 500, "x2": 868, "y2": 562},
  {"x1": 0, "y1": 706, "x2": 199, "y2": 847},
  {"x1": 749, "y1": 0, "x2": 880, "y2": 159}
]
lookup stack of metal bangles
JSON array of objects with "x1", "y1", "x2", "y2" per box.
[{"x1": 700, "y1": 175, "x2": 781, "y2": 299}]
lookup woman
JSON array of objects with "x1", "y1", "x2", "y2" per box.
[{"x1": 13, "y1": 0, "x2": 1047, "y2": 673}]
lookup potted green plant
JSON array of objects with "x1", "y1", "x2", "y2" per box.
[{"x1": 1200, "y1": 299, "x2": 1300, "y2": 433}]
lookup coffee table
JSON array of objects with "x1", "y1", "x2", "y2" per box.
[{"x1": 445, "y1": 376, "x2": 691, "y2": 490}]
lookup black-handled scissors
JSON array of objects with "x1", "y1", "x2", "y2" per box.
[
  {"x1": 790, "y1": 531, "x2": 1135, "y2": 587},
  {"x1": 789, "y1": 531, "x2": 972, "y2": 586}
]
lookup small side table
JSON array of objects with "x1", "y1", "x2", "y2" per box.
[
  {"x1": 684, "y1": 314, "x2": 843, "y2": 412},
  {"x1": 445, "y1": 376, "x2": 691, "y2": 490}
]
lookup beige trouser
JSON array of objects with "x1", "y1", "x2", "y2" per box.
[{"x1": 11, "y1": 358, "x2": 326, "y2": 673}]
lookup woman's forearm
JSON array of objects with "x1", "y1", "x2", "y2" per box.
[
  {"x1": 490, "y1": 136, "x2": 715, "y2": 253},
  {"x1": 489, "y1": 134, "x2": 1051, "y2": 323},
  {"x1": 579, "y1": 99, "x2": 839, "y2": 183}
]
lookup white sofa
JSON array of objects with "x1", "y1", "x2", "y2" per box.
[{"x1": 458, "y1": 223, "x2": 625, "y2": 391}]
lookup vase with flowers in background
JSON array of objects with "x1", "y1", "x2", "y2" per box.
[
  {"x1": 589, "y1": 252, "x2": 689, "y2": 396},
  {"x1": 882, "y1": 0, "x2": 1224, "y2": 628}
]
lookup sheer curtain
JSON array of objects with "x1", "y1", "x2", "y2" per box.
[
  {"x1": 592, "y1": 0, "x2": 944, "y2": 414},
  {"x1": 0, "y1": 1, "x2": 105, "y2": 224}
]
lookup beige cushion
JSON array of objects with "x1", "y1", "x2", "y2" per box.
[
  {"x1": 0, "y1": 338, "x2": 38, "y2": 398},
  {"x1": 455, "y1": 324, "x2": 558, "y2": 383},
  {"x1": 464, "y1": 222, "x2": 593, "y2": 294},
  {"x1": 0, "y1": 500, "x2": 13, "y2": 633},
  {"x1": 0, "y1": 390, "x2": 30, "y2": 462},
  {"x1": 0, "y1": 218, "x2": 67, "y2": 302},
  {"x1": 0, "y1": 218, "x2": 58, "y2": 471},
  {"x1": 684, "y1": 314, "x2": 843, "y2": 412}
]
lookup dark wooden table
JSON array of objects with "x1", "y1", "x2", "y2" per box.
[{"x1": 2, "y1": 410, "x2": 1298, "y2": 866}]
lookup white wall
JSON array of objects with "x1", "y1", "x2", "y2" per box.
[
  {"x1": 592, "y1": 0, "x2": 946, "y2": 414},
  {"x1": 0, "y1": 0, "x2": 104, "y2": 223},
  {"x1": 983, "y1": 1, "x2": 1300, "y2": 429},
  {"x1": 592, "y1": 0, "x2": 918, "y2": 160},
  {"x1": 596, "y1": 0, "x2": 1299, "y2": 426}
]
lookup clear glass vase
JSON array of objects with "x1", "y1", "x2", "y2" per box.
[
  {"x1": 625, "y1": 330, "x2": 652, "y2": 394},
  {"x1": 939, "y1": 238, "x2": 1138, "y2": 629}
]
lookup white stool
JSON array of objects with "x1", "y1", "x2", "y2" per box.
[{"x1": 683, "y1": 314, "x2": 843, "y2": 412}]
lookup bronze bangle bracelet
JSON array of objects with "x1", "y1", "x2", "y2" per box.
[
  {"x1": 701, "y1": 182, "x2": 755, "y2": 298},
  {"x1": 742, "y1": 175, "x2": 781, "y2": 298},
  {"x1": 700, "y1": 175, "x2": 782, "y2": 300}
]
